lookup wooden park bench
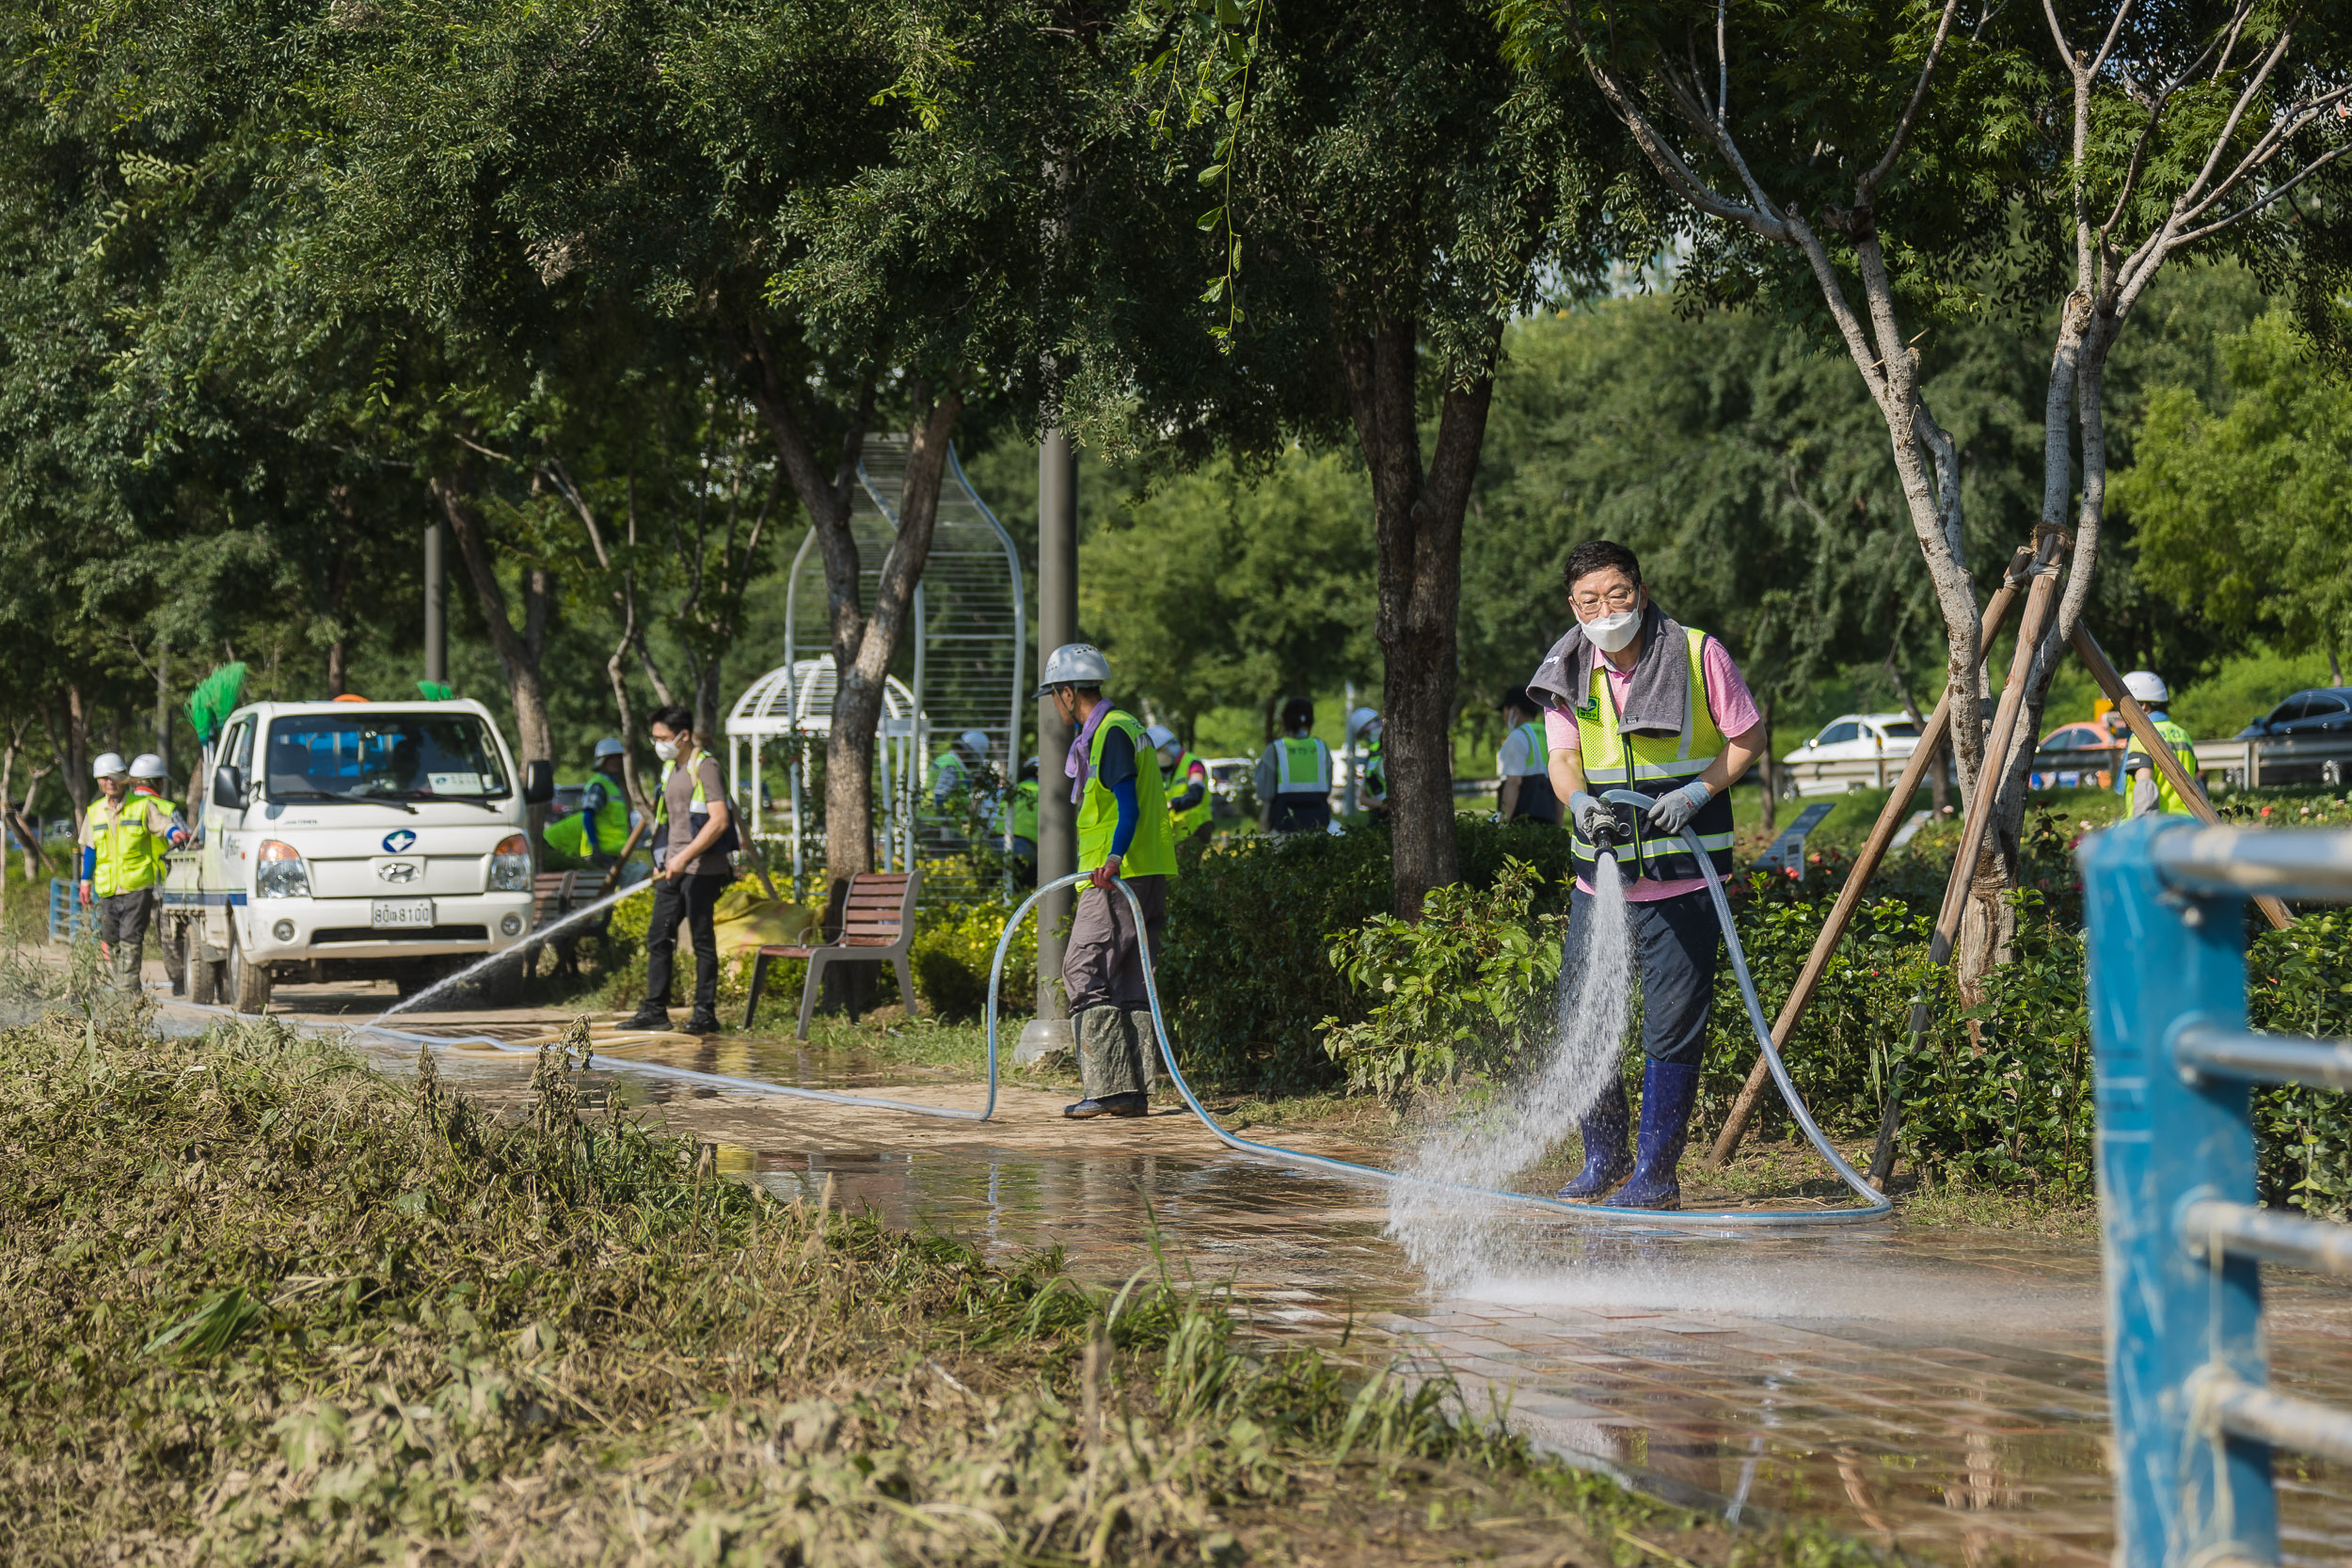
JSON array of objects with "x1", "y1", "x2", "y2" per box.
[
  {"x1": 532, "y1": 870, "x2": 580, "y2": 928},
  {"x1": 743, "y1": 869, "x2": 921, "y2": 1037}
]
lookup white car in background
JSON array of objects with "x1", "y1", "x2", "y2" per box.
[{"x1": 1779, "y1": 712, "x2": 1924, "y2": 797}]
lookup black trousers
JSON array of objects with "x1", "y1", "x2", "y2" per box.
[
  {"x1": 1565, "y1": 883, "x2": 1721, "y2": 1067},
  {"x1": 1266, "y1": 795, "x2": 1331, "y2": 832},
  {"x1": 644, "y1": 872, "x2": 729, "y2": 1013}
]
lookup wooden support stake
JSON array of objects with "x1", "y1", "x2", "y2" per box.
[
  {"x1": 1867, "y1": 532, "x2": 2067, "y2": 1185},
  {"x1": 2070, "y1": 625, "x2": 2292, "y2": 932},
  {"x1": 1704, "y1": 546, "x2": 2034, "y2": 1169}
]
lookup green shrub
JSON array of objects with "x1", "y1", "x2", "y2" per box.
[
  {"x1": 910, "y1": 898, "x2": 1038, "y2": 1022},
  {"x1": 1320, "y1": 858, "x2": 1565, "y2": 1101},
  {"x1": 1157, "y1": 817, "x2": 1580, "y2": 1093}
]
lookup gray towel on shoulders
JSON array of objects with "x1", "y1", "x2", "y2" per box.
[{"x1": 1526, "y1": 604, "x2": 1689, "y2": 738}]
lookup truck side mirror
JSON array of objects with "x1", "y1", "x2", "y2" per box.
[
  {"x1": 211, "y1": 766, "x2": 245, "y2": 810},
  {"x1": 521, "y1": 759, "x2": 554, "y2": 805}
]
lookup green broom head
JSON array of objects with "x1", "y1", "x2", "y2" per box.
[
  {"x1": 416, "y1": 680, "x2": 453, "y2": 702},
  {"x1": 186, "y1": 663, "x2": 248, "y2": 746}
]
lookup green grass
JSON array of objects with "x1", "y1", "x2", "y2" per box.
[{"x1": 0, "y1": 1007, "x2": 1892, "y2": 1567}]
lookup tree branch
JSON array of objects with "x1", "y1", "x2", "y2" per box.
[{"x1": 1857, "y1": 0, "x2": 1963, "y2": 200}]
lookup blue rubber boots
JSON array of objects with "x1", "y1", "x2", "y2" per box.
[
  {"x1": 1555, "y1": 1077, "x2": 1632, "y2": 1198},
  {"x1": 1608, "y1": 1060, "x2": 1701, "y2": 1210},
  {"x1": 1557, "y1": 1061, "x2": 1699, "y2": 1210}
]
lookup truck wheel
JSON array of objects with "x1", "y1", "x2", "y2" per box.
[
  {"x1": 189, "y1": 944, "x2": 223, "y2": 1006},
  {"x1": 162, "y1": 919, "x2": 188, "y2": 996},
  {"x1": 226, "y1": 931, "x2": 273, "y2": 1015}
]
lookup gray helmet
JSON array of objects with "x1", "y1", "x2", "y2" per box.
[
  {"x1": 91, "y1": 752, "x2": 129, "y2": 780},
  {"x1": 957, "y1": 728, "x2": 993, "y2": 758},
  {"x1": 1034, "y1": 642, "x2": 1112, "y2": 696},
  {"x1": 129, "y1": 752, "x2": 168, "y2": 781},
  {"x1": 594, "y1": 736, "x2": 627, "y2": 759},
  {"x1": 2122, "y1": 670, "x2": 2170, "y2": 706},
  {"x1": 1143, "y1": 723, "x2": 1179, "y2": 756}
]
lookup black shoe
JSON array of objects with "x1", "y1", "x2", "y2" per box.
[
  {"x1": 619, "y1": 1004, "x2": 670, "y2": 1031},
  {"x1": 683, "y1": 1009, "x2": 723, "y2": 1036},
  {"x1": 1064, "y1": 1093, "x2": 1149, "y2": 1119}
]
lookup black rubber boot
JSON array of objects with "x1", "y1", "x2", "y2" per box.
[
  {"x1": 619, "y1": 1002, "x2": 671, "y2": 1031},
  {"x1": 683, "y1": 1008, "x2": 723, "y2": 1036},
  {"x1": 1063, "y1": 1092, "x2": 1150, "y2": 1119}
]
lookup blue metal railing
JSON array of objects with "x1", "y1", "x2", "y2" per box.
[
  {"x1": 47, "y1": 878, "x2": 93, "y2": 944},
  {"x1": 2081, "y1": 819, "x2": 2352, "y2": 1568}
]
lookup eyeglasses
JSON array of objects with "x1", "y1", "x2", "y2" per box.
[{"x1": 1570, "y1": 583, "x2": 1641, "y2": 614}]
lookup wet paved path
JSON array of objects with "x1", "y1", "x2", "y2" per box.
[{"x1": 179, "y1": 991, "x2": 2352, "y2": 1565}]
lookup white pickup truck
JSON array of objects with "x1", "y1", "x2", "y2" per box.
[{"x1": 158, "y1": 698, "x2": 553, "y2": 1012}]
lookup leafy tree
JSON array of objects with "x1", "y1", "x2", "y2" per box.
[
  {"x1": 1503, "y1": 0, "x2": 2352, "y2": 987},
  {"x1": 2115, "y1": 309, "x2": 2352, "y2": 682},
  {"x1": 1132, "y1": 0, "x2": 1657, "y2": 917},
  {"x1": 1080, "y1": 449, "x2": 1375, "y2": 741}
]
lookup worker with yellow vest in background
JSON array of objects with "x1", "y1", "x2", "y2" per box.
[
  {"x1": 1146, "y1": 724, "x2": 1215, "y2": 848},
  {"x1": 1528, "y1": 541, "x2": 1768, "y2": 1212},
  {"x1": 1254, "y1": 697, "x2": 1333, "y2": 834},
  {"x1": 1497, "y1": 687, "x2": 1561, "y2": 824},
  {"x1": 1039, "y1": 643, "x2": 1176, "y2": 1120},
  {"x1": 80, "y1": 752, "x2": 189, "y2": 993},
  {"x1": 2120, "y1": 670, "x2": 2204, "y2": 817},
  {"x1": 545, "y1": 737, "x2": 638, "y2": 871}
]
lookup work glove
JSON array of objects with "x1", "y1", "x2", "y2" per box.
[
  {"x1": 1567, "y1": 791, "x2": 1609, "y2": 838},
  {"x1": 1645, "y1": 781, "x2": 1713, "y2": 835}
]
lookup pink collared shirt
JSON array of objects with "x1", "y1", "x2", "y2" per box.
[{"x1": 1542, "y1": 634, "x2": 1761, "y2": 902}]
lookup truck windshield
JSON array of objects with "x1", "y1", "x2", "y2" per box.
[{"x1": 262, "y1": 713, "x2": 510, "y2": 803}]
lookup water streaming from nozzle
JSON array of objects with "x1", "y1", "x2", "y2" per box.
[
  {"x1": 1390, "y1": 849, "x2": 1637, "y2": 1287},
  {"x1": 364, "y1": 877, "x2": 655, "y2": 1027}
]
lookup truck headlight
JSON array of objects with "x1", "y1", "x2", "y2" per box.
[
  {"x1": 254, "y1": 840, "x2": 310, "y2": 899},
  {"x1": 488, "y1": 832, "x2": 532, "y2": 893}
]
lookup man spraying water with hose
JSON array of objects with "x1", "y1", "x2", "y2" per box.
[{"x1": 1528, "y1": 542, "x2": 1768, "y2": 1211}]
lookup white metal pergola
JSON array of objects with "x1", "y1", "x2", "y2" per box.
[{"x1": 724, "y1": 438, "x2": 1025, "y2": 901}]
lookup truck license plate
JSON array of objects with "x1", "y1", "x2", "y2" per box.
[{"x1": 372, "y1": 898, "x2": 435, "y2": 929}]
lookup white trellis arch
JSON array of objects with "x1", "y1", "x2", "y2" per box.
[{"x1": 724, "y1": 437, "x2": 1025, "y2": 901}]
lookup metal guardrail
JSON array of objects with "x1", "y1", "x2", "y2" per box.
[
  {"x1": 2080, "y1": 819, "x2": 2352, "y2": 1565},
  {"x1": 2194, "y1": 734, "x2": 2352, "y2": 791},
  {"x1": 47, "y1": 878, "x2": 93, "y2": 944}
]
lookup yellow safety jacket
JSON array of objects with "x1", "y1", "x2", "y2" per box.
[
  {"x1": 545, "y1": 777, "x2": 632, "y2": 861},
  {"x1": 1009, "y1": 778, "x2": 1039, "y2": 842},
  {"x1": 1272, "y1": 736, "x2": 1331, "y2": 794},
  {"x1": 1569, "y1": 626, "x2": 1737, "y2": 883},
  {"x1": 2125, "y1": 717, "x2": 2200, "y2": 816},
  {"x1": 1171, "y1": 750, "x2": 1216, "y2": 837},
  {"x1": 81, "y1": 794, "x2": 174, "y2": 896},
  {"x1": 1076, "y1": 709, "x2": 1176, "y2": 878}
]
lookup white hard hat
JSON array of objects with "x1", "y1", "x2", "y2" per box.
[
  {"x1": 91, "y1": 752, "x2": 129, "y2": 779},
  {"x1": 1346, "y1": 706, "x2": 1380, "y2": 741},
  {"x1": 957, "y1": 728, "x2": 992, "y2": 756},
  {"x1": 129, "y1": 753, "x2": 167, "y2": 781},
  {"x1": 1143, "y1": 723, "x2": 1178, "y2": 752},
  {"x1": 2122, "y1": 670, "x2": 2170, "y2": 705},
  {"x1": 594, "y1": 736, "x2": 626, "y2": 759},
  {"x1": 1035, "y1": 642, "x2": 1111, "y2": 695}
]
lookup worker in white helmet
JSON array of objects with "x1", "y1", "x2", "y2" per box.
[
  {"x1": 127, "y1": 753, "x2": 191, "y2": 842},
  {"x1": 79, "y1": 752, "x2": 188, "y2": 993},
  {"x1": 930, "y1": 728, "x2": 997, "y2": 813},
  {"x1": 2120, "y1": 671, "x2": 2203, "y2": 817},
  {"x1": 1040, "y1": 643, "x2": 1177, "y2": 1119},
  {"x1": 1144, "y1": 723, "x2": 1215, "y2": 849}
]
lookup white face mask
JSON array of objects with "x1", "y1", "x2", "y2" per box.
[
  {"x1": 1582, "y1": 607, "x2": 1642, "y2": 653},
  {"x1": 653, "y1": 738, "x2": 679, "y2": 762}
]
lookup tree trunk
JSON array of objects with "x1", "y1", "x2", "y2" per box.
[
  {"x1": 47, "y1": 687, "x2": 90, "y2": 827},
  {"x1": 1336, "y1": 312, "x2": 1494, "y2": 919},
  {"x1": 434, "y1": 465, "x2": 555, "y2": 765},
  {"x1": 744, "y1": 328, "x2": 961, "y2": 897}
]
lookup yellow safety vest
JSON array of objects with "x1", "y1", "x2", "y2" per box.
[
  {"x1": 546, "y1": 778, "x2": 631, "y2": 860},
  {"x1": 1570, "y1": 626, "x2": 1736, "y2": 882},
  {"x1": 2125, "y1": 718, "x2": 2200, "y2": 816},
  {"x1": 82, "y1": 795, "x2": 172, "y2": 896},
  {"x1": 1171, "y1": 750, "x2": 1216, "y2": 837},
  {"x1": 1272, "y1": 736, "x2": 1330, "y2": 794},
  {"x1": 1076, "y1": 709, "x2": 1176, "y2": 878}
]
